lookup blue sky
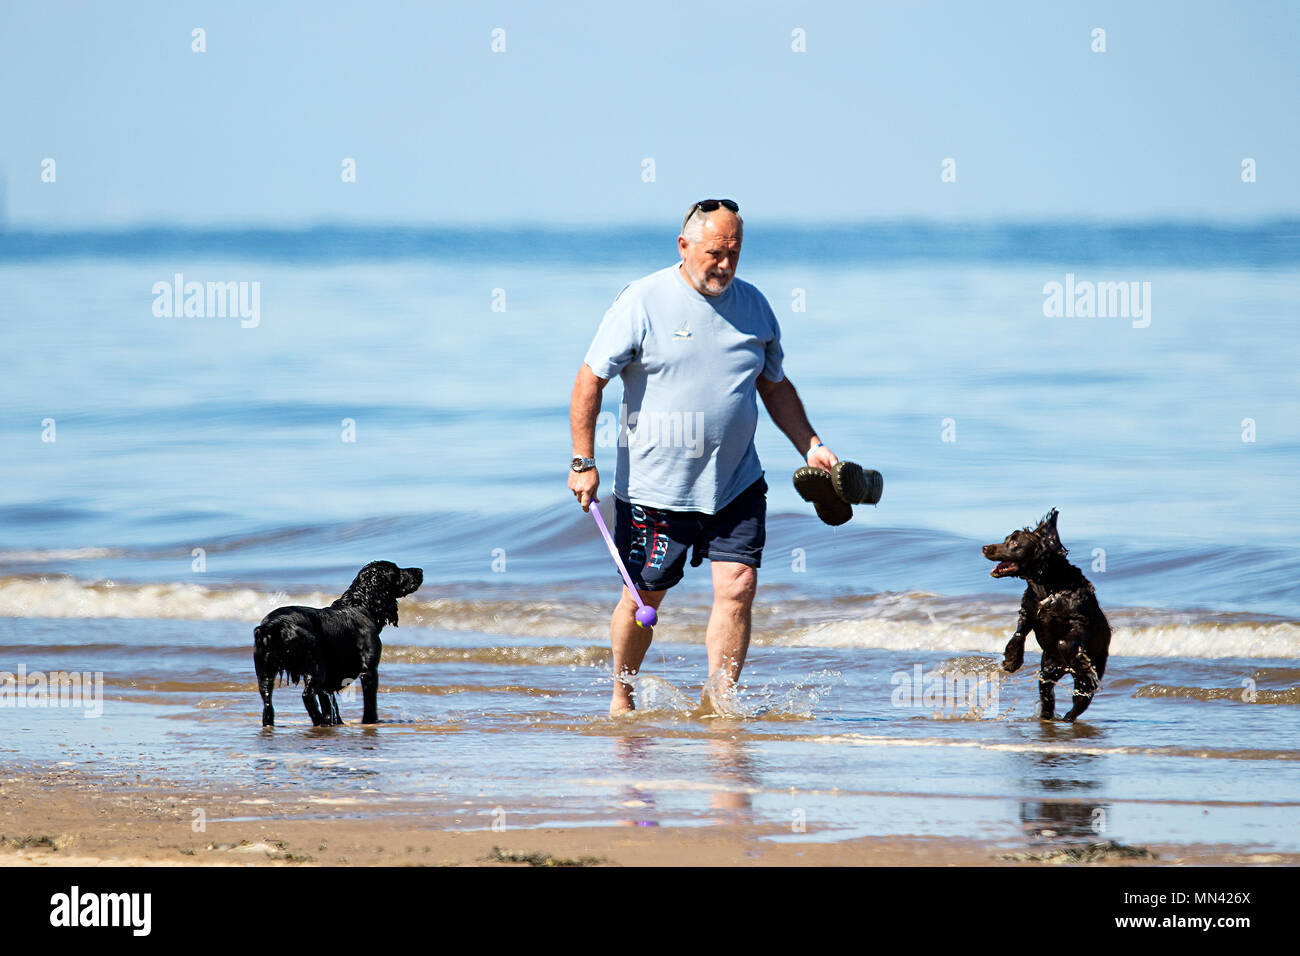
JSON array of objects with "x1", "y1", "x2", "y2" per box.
[{"x1": 2, "y1": 0, "x2": 1296, "y2": 228}]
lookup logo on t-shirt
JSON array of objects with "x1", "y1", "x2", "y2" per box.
[{"x1": 672, "y1": 321, "x2": 692, "y2": 340}]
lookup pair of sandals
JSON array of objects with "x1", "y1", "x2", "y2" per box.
[{"x1": 793, "y1": 461, "x2": 883, "y2": 526}]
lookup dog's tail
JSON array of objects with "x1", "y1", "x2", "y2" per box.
[
  {"x1": 253, "y1": 621, "x2": 301, "y2": 686},
  {"x1": 253, "y1": 622, "x2": 276, "y2": 654}
]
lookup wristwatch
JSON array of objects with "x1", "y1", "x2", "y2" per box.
[{"x1": 571, "y1": 457, "x2": 597, "y2": 473}]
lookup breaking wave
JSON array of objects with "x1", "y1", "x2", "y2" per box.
[{"x1": 1, "y1": 575, "x2": 1295, "y2": 660}]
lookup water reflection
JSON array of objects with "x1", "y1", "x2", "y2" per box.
[
  {"x1": 706, "y1": 737, "x2": 757, "y2": 824},
  {"x1": 1013, "y1": 722, "x2": 1108, "y2": 843}
]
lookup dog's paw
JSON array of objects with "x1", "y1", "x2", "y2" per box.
[
  {"x1": 1002, "y1": 642, "x2": 1024, "y2": 673},
  {"x1": 1073, "y1": 653, "x2": 1098, "y2": 680}
]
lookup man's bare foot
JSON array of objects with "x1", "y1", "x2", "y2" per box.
[
  {"x1": 699, "y1": 672, "x2": 745, "y2": 717},
  {"x1": 610, "y1": 677, "x2": 636, "y2": 716}
]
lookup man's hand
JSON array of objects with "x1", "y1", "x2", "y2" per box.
[
  {"x1": 806, "y1": 444, "x2": 839, "y2": 471},
  {"x1": 569, "y1": 467, "x2": 600, "y2": 512}
]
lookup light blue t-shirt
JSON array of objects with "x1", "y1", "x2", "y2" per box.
[{"x1": 583, "y1": 263, "x2": 784, "y2": 514}]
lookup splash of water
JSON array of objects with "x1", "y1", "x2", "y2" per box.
[
  {"x1": 622, "y1": 675, "x2": 697, "y2": 715},
  {"x1": 615, "y1": 670, "x2": 845, "y2": 721}
]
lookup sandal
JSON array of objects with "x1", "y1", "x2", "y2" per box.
[{"x1": 793, "y1": 467, "x2": 853, "y2": 526}]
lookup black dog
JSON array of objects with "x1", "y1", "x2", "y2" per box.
[
  {"x1": 253, "y1": 561, "x2": 423, "y2": 727},
  {"x1": 982, "y1": 510, "x2": 1111, "y2": 721}
]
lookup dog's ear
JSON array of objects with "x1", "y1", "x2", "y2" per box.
[
  {"x1": 342, "y1": 562, "x2": 402, "y2": 626},
  {"x1": 1035, "y1": 508, "x2": 1066, "y2": 555},
  {"x1": 373, "y1": 564, "x2": 401, "y2": 626}
]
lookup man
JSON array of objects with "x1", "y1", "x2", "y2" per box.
[{"x1": 568, "y1": 199, "x2": 839, "y2": 715}]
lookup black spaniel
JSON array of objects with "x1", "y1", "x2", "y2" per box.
[
  {"x1": 253, "y1": 561, "x2": 423, "y2": 727},
  {"x1": 983, "y1": 509, "x2": 1112, "y2": 721}
]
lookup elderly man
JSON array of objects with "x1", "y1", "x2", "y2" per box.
[{"x1": 569, "y1": 199, "x2": 839, "y2": 715}]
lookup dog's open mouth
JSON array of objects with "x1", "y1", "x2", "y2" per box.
[{"x1": 990, "y1": 561, "x2": 1019, "y2": 578}]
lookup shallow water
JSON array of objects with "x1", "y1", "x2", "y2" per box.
[{"x1": 3, "y1": 616, "x2": 1296, "y2": 850}]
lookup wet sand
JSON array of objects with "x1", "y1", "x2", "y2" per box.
[{"x1": 1, "y1": 768, "x2": 1292, "y2": 867}]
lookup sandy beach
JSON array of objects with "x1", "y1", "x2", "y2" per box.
[{"x1": 1, "y1": 767, "x2": 1292, "y2": 868}]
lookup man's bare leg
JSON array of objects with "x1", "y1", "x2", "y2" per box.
[
  {"x1": 610, "y1": 586, "x2": 668, "y2": 715},
  {"x1": 703, "y1": 561, "x2": 757, "y2": 706}
]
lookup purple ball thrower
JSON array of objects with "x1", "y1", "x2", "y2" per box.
[{"x1": 588, "y1": 500, "x2": 657, "y2": 628}]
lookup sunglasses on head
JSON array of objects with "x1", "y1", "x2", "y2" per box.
[{"x1": 682, "y1": 198, "x2": 739, "y2": 231}]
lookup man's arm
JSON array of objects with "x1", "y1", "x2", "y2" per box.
[
  {"x1": 756, "y1": 374, "x2": 838, "y2": 470},
  {"x1": 568, "y1": 364, "x2": 608, "y2": 510}
]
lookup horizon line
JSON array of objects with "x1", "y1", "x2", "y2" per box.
[{"x1": 3, "y1": 215, "x2": 1299, "y2": 236}]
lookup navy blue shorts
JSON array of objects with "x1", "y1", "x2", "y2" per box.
[{"x1": 614, "y1": 477, "x2": 767, "y2": 592}]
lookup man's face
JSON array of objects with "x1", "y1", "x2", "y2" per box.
[{"x1": 678, "y1": 211, "x2": 742, "y2": 296}]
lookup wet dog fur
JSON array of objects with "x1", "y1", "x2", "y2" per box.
[
  {"x1": 253, "y1": 561, "x2": 423, "y2": 726},
  {"x1": 982, "y1": 510, "x2": 1111, "y2": 721}
]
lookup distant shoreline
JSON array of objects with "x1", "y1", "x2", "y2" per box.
[{"x1": 3, "y1": 219, "x2": 1298, "y2": 268}]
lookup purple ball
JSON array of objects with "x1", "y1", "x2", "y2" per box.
[{"x1": 635, "y1": 605, "x2": 657, "y2": 628}]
